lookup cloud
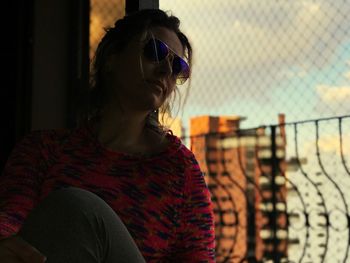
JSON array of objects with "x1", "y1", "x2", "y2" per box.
[
  {"x1": 301, "y1": 133, "x2": 350, "y2": 159},
  {"x1": 316, "y1": 85, "x2": 350, "y2": 103},
  {"x1": 161, "y1": 0, "x2": 350, "y2": 133},
  {"x1": 163, "y1": 0, "x2": 350, "y2": 69},
  {"x1": 313, "y1": 84, "x2": 350, "y2": 117},
  {"x1": 344, "y1": 71, "x2": 350, "y2": 80},
  {"x1": 161, "y1": 0, "x2": 350, "y2": 114}
]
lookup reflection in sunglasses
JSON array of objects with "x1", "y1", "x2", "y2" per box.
[{"x1": 143, "y1": 37, "x2": 190, "y2": 85}]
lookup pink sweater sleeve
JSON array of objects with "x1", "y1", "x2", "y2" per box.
[
  {"x1": 174, "y1": 153, "x2": 216, "y2": 262},
  {"x1": 0, "y1": 132, "x2": 44, "y2": 238}
]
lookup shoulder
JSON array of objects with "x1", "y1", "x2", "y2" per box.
[
  {"x1": 3, "y1": 128, "x2": 74, "y2": 173},
  {"x1": 165, "y1": 134, "x2": 207, "y2": 186},
  {"x1": 11, "y1": 128, "x2": 76, "y2": 160},
  {"x1": 163, "y1": 132, "x2": 200, "y2": 168},
  {"x1": 20, "y1": 128, "x2": 73, "y2": 147},
  {"x1": 144, "y1": 128, "x2": 200, "y2": 168}
]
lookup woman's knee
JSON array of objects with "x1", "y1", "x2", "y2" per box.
[
  {"x1": 18, "y1": 187, "x2": 117, "y2": 237},
  {"x1": 39, "y1": 187, "x2": 107, "y2": 212},
  {"x1": 17, "y1": 187, "x2": 115, "y2": 262},
  {"x1": 18, "y1": 187, "x2": 145, "y2": 263}
]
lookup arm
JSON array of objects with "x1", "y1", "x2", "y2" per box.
[
  {"x1": 175, "y1": 153, "x2": 216, "y2": 262},
  {"x1": 0, "y1": 132, "x2": 45, "y2": 238}
]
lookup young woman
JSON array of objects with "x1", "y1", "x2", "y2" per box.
[{"x1": 0, "y1": 9, "x2": 215, "y2": 263}]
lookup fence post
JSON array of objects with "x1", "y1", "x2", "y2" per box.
[
  {"x1": 126, "y1": 0, "x2": 159, "y2": 14},
  {"x1": 270, "y1": 126, "x2": 279, "y2": 262}
]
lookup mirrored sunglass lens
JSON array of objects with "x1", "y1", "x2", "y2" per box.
[
  {"x1": 144, "y1": 38, "x2": 189, "y2": 84},
  {"x1": 174, "y1": 58, "x2": 189, "y2": 85},
  {"x1": 176, "y1": 76, "x2": 188, "y2": 85},
  {"x1": 172, "y1": 58, "x2": 183, "y2": 75},
  {"x1": 155, "y1": 40, "x2": 168, "y2": 60},
  {"x1": 144, "y1": 39, "x2": 168, "y2": 61},
  {"x1": 178, "y1": 59, "x2": 190, "y2": 77}
]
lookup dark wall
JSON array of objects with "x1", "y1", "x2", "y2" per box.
[
  {"x1": 0, "y1": 1, "x2": 34, "y2": 170},
  {"x1": 0, "y1": 0, "x2": 89, "y2": 171},
  {"x1": 31, "y1": 0, "x2": 89, "y2": 131},
  {"x1": 0, "y1": 0, "x2": 158, "y2": 171}
]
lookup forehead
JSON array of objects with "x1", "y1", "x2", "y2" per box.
[{"x1": 149, "y1": 26, "x2": 185, "y2": 57}]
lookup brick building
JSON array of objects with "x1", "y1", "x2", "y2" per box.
[{"x1": 190, "y1": 115, "x2": 288, "y2": 262}]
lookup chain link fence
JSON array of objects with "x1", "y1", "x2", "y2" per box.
[
  {"x1": 189, "y1": 115, "x2": 350, "y2": 262},
  {"x1": 284, "y1": 116, "x2": 350, "y2": 263},
  {"x1": 89, "y1": 0, "x2": 350, "y2": 135},
  {"x1": 89, "y1": 1, "x2": 350, "y2": 261},
  {"x1": 160, "y1": 1, "x2": 350, "y2": 262},
  {"x1": 159, "y1": 0, "x2": 350, "y2": 134},
  {"x1": 90, "y1": 0, "x2": 125, "y2": 59}
]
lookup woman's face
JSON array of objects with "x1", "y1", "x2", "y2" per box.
[{"x1": 104, "y1": 26, "x2": 185, "y2": 112}]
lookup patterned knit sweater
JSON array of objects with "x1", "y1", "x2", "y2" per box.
[{"x1": 0, "y1": 122, "x2": 215, "y2": 262}]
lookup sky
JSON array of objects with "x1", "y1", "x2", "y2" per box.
[
  {"x1": 161, "y1": 0, "x2": 350, "y2": 166},
  {"x1": 89, "y1": 0, "x2": 350, "y2": 163},
  {"x1": 88, "y1": 1, "x2": 350, "y2": 260},
  {"x1": 159, "y1": 1, "x2": 350, "y2": 261},
  {"x1": 160, "y1": 0, "x2": 350, "y2": 131}
]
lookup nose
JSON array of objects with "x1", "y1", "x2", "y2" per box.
[{"x1": 157, "y1": 54, "x2": 174, "y2": 77}]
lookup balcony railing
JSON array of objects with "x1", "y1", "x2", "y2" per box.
[{"x1": 187, "y1": 114, "x2": 350, "y2": 263}]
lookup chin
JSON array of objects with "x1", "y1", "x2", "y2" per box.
[{"x1": 140, "y1": 95, "x2": 164, "y2": 111}]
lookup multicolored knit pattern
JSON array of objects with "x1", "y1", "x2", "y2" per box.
[{"x1": 0, "y1": 123, "x2": 215, "y2": 262}]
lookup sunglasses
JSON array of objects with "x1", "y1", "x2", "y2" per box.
[{"x1": 143, "y1": 37, "x2": 190, "y2": 85}]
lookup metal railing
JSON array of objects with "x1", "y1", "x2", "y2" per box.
[{"x1": 188, "y1": 115, "x2": 350, "y2": 262}]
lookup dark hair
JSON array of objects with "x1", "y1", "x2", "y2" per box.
[{"x1": 80, "y1": 9, "x2": 192, "y2": 135}]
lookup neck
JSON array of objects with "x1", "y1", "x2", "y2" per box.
[{"x1": 94, "y1": 103, "x2": 151, "y2": 152}]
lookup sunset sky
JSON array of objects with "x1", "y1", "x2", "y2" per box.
[
  {"x1": 88, "y1": 2, "x2": 350, "y2": 260},
  {"x1": 158, "y1": 2, "x2": 350, "y2": 260},
  {"x1": 90, "y1": 0, "x2": 350, "y2": 156},
  {"x1": 160, "y1": 0, "x2": 350, "y2": 131}
]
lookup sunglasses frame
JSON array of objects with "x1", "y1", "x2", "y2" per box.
[{"x1": 142, "y1": 34, "x2": 190, "y2": 85}]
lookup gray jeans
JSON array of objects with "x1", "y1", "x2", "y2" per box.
[{"x1": 18, "y1": 187, "x2": 146, "y2": 263}]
